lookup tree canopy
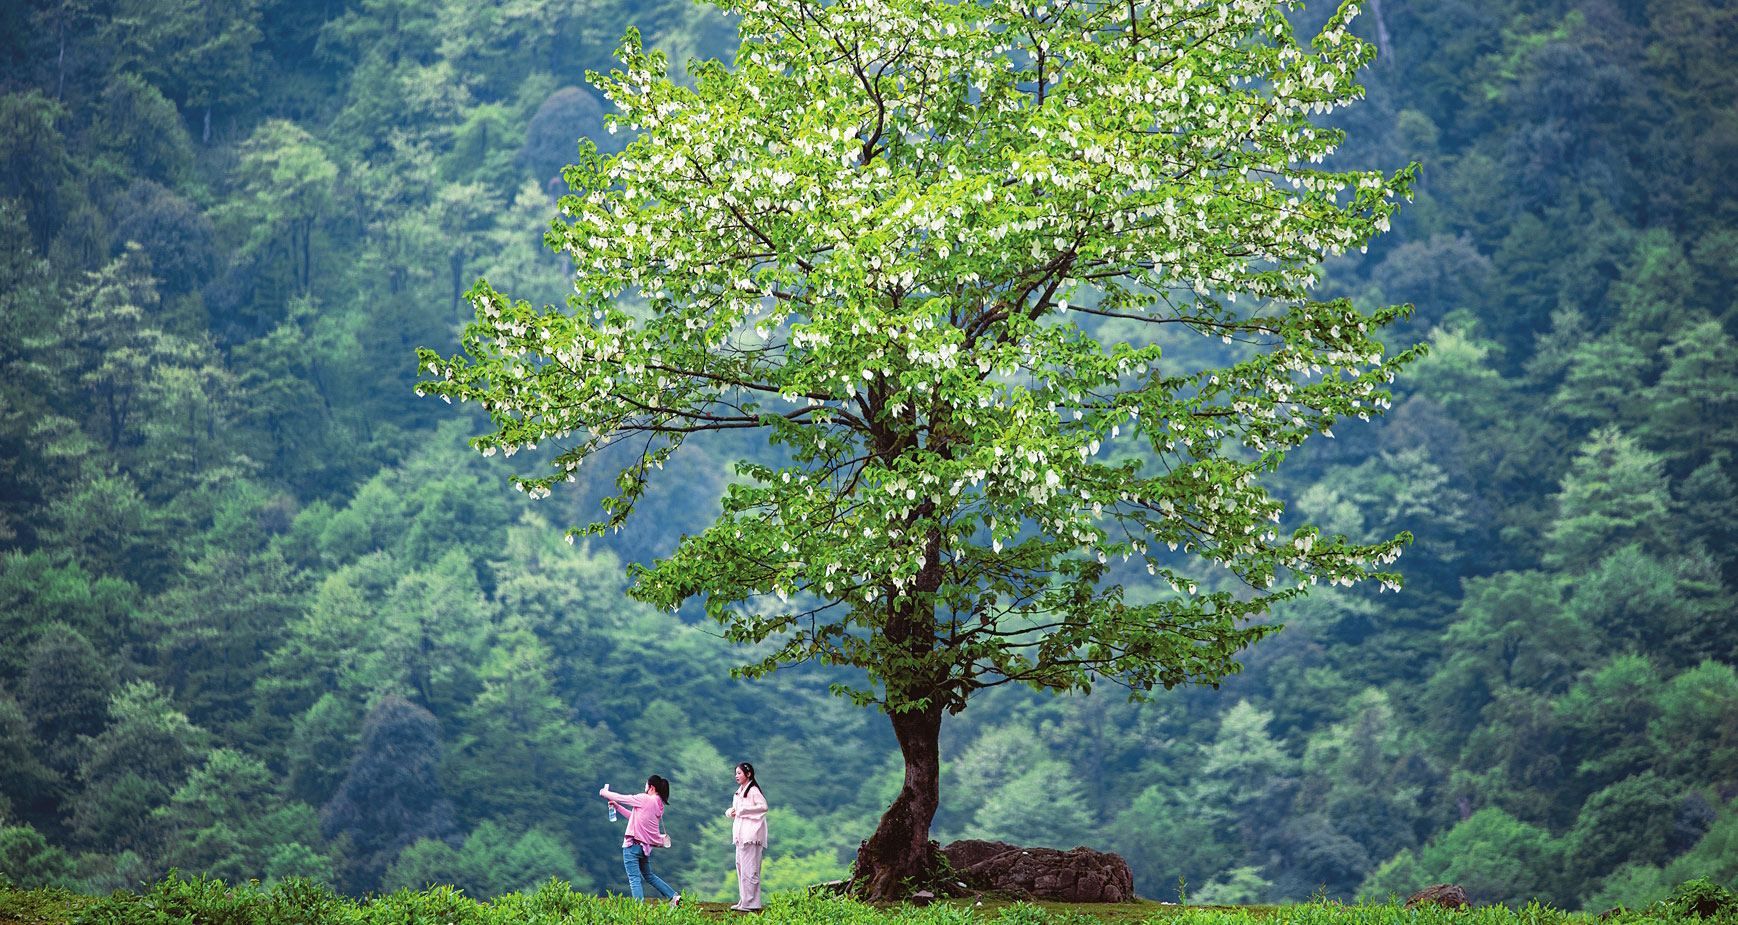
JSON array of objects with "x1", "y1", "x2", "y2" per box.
[{"x1": 421, "y1": 0, "x2": 1419, "y2": 896}]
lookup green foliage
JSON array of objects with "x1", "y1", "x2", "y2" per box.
[
  {"x1": 1583, "y1": 864, "x2": 1672, "y2": 914},
  {"x1": 154, "y1": 748, "x2": 330, "y2": 885},
  {"x1": 319, "y1": 694, "x2": 458, "y2": 890},
  {"x1": 0, "y1": 826, "x2": 76, "y2": 889},
  {"x1": 1194, "y1": 867, "x2": 1274, "y2": 906},
  {"x1": 962, "y1": 759, "x2": 1095, "y2": 850},
  {"x1": 216, "y1": 119, "x2": 337, "y2": 307},
  {"x1": 0, "y1": 92, "x2": 74, "y2": 251},
  {"x1": 381, "y1": 822, "x2": 583, "y2": 900},
  {"x1": 422, "y1": 0, "x2": 1423, "y2": 892},
  {"x1": 68, "y1": 680, "x2": 209, "y2": 856},
  {"x1": 1669, "y1": 878, "x2": 1738, "y2": 920},
  {"x1": 91, "y1": 75, "x2": 196, "y2": 185},
  {"x1": 1544, "y1": 429, "x2": 1671, "y2": 571},
  {"x1": 1648, "y1": 662, "x2": 1738, "y2": 787},
  {"x1": 19, "y1": 623, "x2": 114, "y2": 776},
  {"x1": 1661, "y1": 815, "x2": 1738, "y2": 902},
  {"x1": 4, "y1": 0, "x2": 1738, "y2": 906},
  {"x1": 1564, "y1": 773, "x2": 1680, "y2": 887},
  {"x1": 1358, "y1": 808, "x2": 1563, "y2": 908}
]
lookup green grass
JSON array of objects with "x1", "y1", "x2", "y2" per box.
[{"x1": 0, "y1": 876, "x2": 1726, "y2": 925}]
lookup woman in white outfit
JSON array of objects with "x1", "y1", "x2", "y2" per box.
[{"x1": 725, "y1": 762, "x2": 768, "y2": 912}]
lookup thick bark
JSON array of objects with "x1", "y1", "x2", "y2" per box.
[
  {"x1": 851, "y1": 450, "x2": 953, "y2": 899},
  {"x1": 854, "y1": 702, "x2": 945, "y2": 900}
]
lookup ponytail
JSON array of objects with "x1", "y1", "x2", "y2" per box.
[{"x1": 737, "y1": 762, "x2": 764, "y2": 800}]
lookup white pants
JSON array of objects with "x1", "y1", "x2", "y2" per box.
[{"x1": 735, "y1": 841, "x2": 765, "y2": 909}]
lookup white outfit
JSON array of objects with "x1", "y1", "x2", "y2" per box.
[{"x1": 729, "y1": 784, "x2": 769, "y2": 910}]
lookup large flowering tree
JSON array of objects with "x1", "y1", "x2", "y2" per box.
[{"x1": 418, "y1": 0, "x2": 1419, "y2": 898}]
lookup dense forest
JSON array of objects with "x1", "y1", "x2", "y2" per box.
[{"x1": 0, "y1": 0, "x2": 1735, "y2": 912}]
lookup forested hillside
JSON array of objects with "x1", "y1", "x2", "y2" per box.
[{"x1": 1, "y1": 0, "x2": 1734, "y2": 911}]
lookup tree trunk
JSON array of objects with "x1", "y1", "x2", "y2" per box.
[
  {"x1": 851, "y1": 477, "x2": 952, "y2": 900},
  {"x1": 853, "y1": 701, "x2": 944, "y2": 900}
]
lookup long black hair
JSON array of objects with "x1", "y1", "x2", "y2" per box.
[
  {"x1": 737, "y1": 762, "x2": 763, "y2": 799},
  {"x1": 647, "y1": 774, "x2": 671, "y2": 804}
]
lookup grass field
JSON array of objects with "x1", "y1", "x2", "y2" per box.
[{"x1": 1, "y1": 875, "x2": 1731, "y2": 925}]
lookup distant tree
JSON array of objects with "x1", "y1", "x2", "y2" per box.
[
  {"x1": 0, "y1": 201, "x2": 71, "y2": 548},
  {"x1": 445, "y1": 630, "x2": 603, "y2": 836},
  {"x1": 1583, "y1": 863, "x2": 1672, "y2": 913},
  {"x1": 1195, "y1": 701, "x2": 1299, "y2": 849},
  {"x1": 0, "y1": 825, "x2": 75, "y2": 890},
  {"x1": 92, "y1": 75, "x2": 196, "y2": 184},
  {"x1": 940, "y1": 723, "x2": 1046, "y2": 830},
  {"x1": 420, "y1": 0, "x2": 1418, "y2": 896},
  {"x1": 1564, "y1": 772, "x2": 1679, "y2": 887},
  {"x1": 19, "y1": 623, "x2": 113, "y2": 776},
  {"x1": 107, "y1": 0, "x2": 265, "y2": 143},
  {"x1": 39, "y1": 473, "x2": 169, "y2": 588},
  {"x1": 0, "y1": 694, "x2": 64, "y2": 838},
  {"x1": 383, "y1": 821, "x2": 580, "y2": 899},
  {"x1": 379, "y1": 836, "x2": 464, "y2": 894},
  {"x1": 962, "y1": 758, "x2": 1095, "y2": 849},
  {"x1": 1551, "y1": 655, "x2": 1662, "y2": 808},
  {"x1": 1293, "y1": 689, "x2": 1436, "y2": 873},
  {"x1": 430, "y1": 0, "x2": 599, "y2": 99},
  {"x1": 366, "y1": 550, "x2": 494, "y2": 717},
  {"x1": 1564, "y1": 547, "x2": 1730, "y2": 667},
  {"x1": 1425, "y1": 570, "x2": 1592, "y2": 742},
  {"x1": 143, "y1": 547, "x2": 302, "y2": 734},
  {"x1": 517, "y1": 87, "x2": 618, "y2": 187},
  {"x1": 68, "y1": 680, "x2": 208, "y2": 857},
  {"x1": 111, "y1": 182, "x2": 215, "y2": 298},
  {"x1": 216, "y1": 119, "x2": 336, "y2": 304},
  {"x1": 229, "y1": 302, "x2": 346, "y2": 479},
  {"x1": 320, "y1": 694, "x2": 458, "y2": 892},
  {"x1": 1359, "y1": 807, "x2": 1564, "y2": 908},
  {"x1": 155, "y1": 747, "x2": 328, "y2": 884},
  {"x1": 1193, "y1": 865, "x2": 1273, "y2": 905},
  {"x1": 1660, "y1": 808, "x2": 1738, "y2": 898},
  {"x1": 0, "y1": 552, "x2": 139, "y2": 684},
  {"x1": 47, "y1": 243, "x2": 179, "y2": 456},
  {"x1": 1639, "y1": 320, "x2": 1738, "y2": 472},
  {"x1": 0, "y1": 92, "x2": 72, "y2": 251},
  {"x1": 1544, "y1": 427, "x2": 1670, "y2": 571},
  {"x1": 1292, "y1": 444, "x2": 1474, "y2": 606},
  {"x1": 1548, "y1": 336, "x2": 1651, "y2": 431},
  {"x1": 1647, "y1": 661, "x2": 1738, "y2": 788},
  {"x1": 1265, "y1": 814, "x2": 1372, "y2": 900},
  {"x1": 1367, "y1": 233, "x2": 1491, "y2": 332},
  {"x1": 1673, "y1": 454, "x2": 1738, "y2": 587},
  {"x1": 282, "y1": 694, "x2": 362, "y2": 808},
  {"x1": 256, "y1": 554, "x2": 393, "y2": 723}
]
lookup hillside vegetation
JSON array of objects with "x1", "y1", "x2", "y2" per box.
[{"x1": 1, "y1": 0, "x2": 1735, "y2": 911}]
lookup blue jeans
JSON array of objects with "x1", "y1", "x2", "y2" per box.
[{"x1": 621, "y1": 843, "x2": 677, "y2": 900}]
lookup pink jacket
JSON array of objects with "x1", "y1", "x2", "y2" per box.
[
  {"x1": 729, "y1": 784, "x2": 768, "y2": 845},
  {"x1": 601, "y1": 787, "x2": 667, "y2": 853}
]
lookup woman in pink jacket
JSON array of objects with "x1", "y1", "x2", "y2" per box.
[
  {"x1": 600, "y1": 776, "x2": 681, "y2": 907},
  {"x1": 725, "y1": 762, "x2": 768, "y2": 912}
]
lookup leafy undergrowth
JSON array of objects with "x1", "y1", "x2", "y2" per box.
[{"x1": 0, "y1": 876, "x2": 1730, "y2": 925}]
